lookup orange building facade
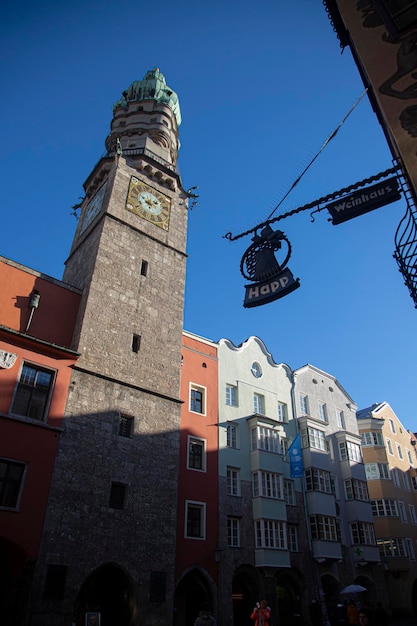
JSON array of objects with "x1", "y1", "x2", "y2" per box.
[{"x1": 0, "y1": 257, "x2": 81, "y2": 623}]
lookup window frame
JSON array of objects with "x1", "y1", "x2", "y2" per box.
[
  {"x1": 225, "y1": 384, "x2": 238, "y2": 407},
  {"x1": 318, "y1": 401, "x2": 328, "y2": 423},
  {"x1": 187, "y1": 436, "x2": 206, "y2": 472},
  {"x1": 277, "y1": 401, "x2": 287, "y2": 422},
  {"x1": 185, "y1": 500, "x2": 206, "y2": 539},
  {"x1": 0, "y1": 458, "x2": 27, "y2": 510},
  {"x1": 189, "y1": 384, "x2": 206, "y2": 415},
  {"x1": 299, "y1": 394, "x2": 309, "y2": 415},
  {"x1": 253, "y1": 470, "x2": 283, "y2": 499},
  {"x1": 253, "y1": 393, "x2": 265, "y2": 415},
  {"x1": 10, "y1": 361, "x2": 55, "y2": 422},
  {"x1": 255, "y1": 519, "x2": 286, "y2": 549},
  {"x1": 226, "y1": 423, "x2": 237, "y2": 448},
  {"x1": 227, "y1": 466, "x2": 240, "y2": 496},
  {"x1": 227, "y1": 517, "x2": 240, "y2": 547}
]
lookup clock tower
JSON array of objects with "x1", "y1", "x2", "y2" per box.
[{"x1": 31, "y1": 70, "x2": 189, "y2": 626}]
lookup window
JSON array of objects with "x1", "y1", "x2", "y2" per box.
[
  {"x1": 188, "y1": 437, "x2": 205, "y2": 471},
  {"x1": 287, "y1": 525, "x2": 298, "y2": 551},
  {"x1": 406, "y1": 537, "x2": 416, "y2": 560},
  {"x1": 377, "y1": 537, "x2": 407, "y2": 558},
  {"x1": 132, "y1": 334, "x2": 141, "y2": 353},
  {"x1": 389, "y1": 418, "x2": 396, "y2": 434},
  {"x1": 186, "y1": 501, "x2": 205, "y2": 539},
  {"x1": 398, "y1": 501, "x2": 408, "y2": 523},
  {"x1": 109, "y1": 482, "x2": 127, "y2": 509},
  {"x1": 11, "y1": 363, "x2": 54, "y2": 421},
  {"x1": 227, "y1": 467, "x2": 240, "y2": 496},
  {"x1": 150, "y1": 572, "x2": 166, "y2": 603},
  {"x1": 140, "y1": 260, "x2": 148, "y2": 276},
  {"x1": 0, "y1": 459, "x2": 26, "y2": 509},
  {"x1": 336, "y1": 410, "x2": 345, "y2": 429},
  {"x1": 344, "y1": 479, "x2": 369, "y2": 502},
  {"x1": 255, "y1": 519, "x2": 286, "y2": 549},
  {"x1": 305, "y1": 468, "x2": 334, "y2": 494},
  {"x1": 284, "y1": 479, "x2": 296, "y2": 505},
  {"x1": 407, "y1": 449, "x2": 414, "y2": 466},
  {"x1": 350, "y1": 522, "x2": 376, "y2": 545},
  {"x1": 397, "y1": 444, "x2": 404, "y2": 460},
  {"x1": 392, "y1": 468, "x2": 400, "y2": 487},
  {"x1": 318, "y1": 402, "x2": 327, "y2": 422},
  {"x1": 403, "y1": 471, "x2": 411, "y2": 491},
  {"x1": 226, "y1": 384, "x2": 237, "y2": 407},
  {"x1": 365, "y1": 463, "x2": 390, "y2": 480},
  {"x1": 281, "y1": 438, "x2": 290, "y2": 458},
  {"x1": 339, "y1": 441, "x2": 362, "y2": 463},
  {"x1": 361, "y1": 431, "x2": 383, "y2": 446},
  {"x1": 412, "y1": 475, "x2": 417, "y2": 491},
  {"x1": 253, "y1": 471, "x2": 283, "y2": 499},
  {"x1": 387, "y1": 438, "x2": 394, "y2": 455},
  {"x1": 228, "y1": 517, "x2": 240, "y2": 547},
  {"x1": 299, "y1": 394, "x2": 309, "y2": 415},
  {"x1": 371, "y1": 499, "x2": 398, "y2": 517},
  {"x1": 251, "y1": 362, "x2": 262, "y2": 378},
  {"x1": 190, "y1": 385, "x2": 205, "y2": 414},
  {"x1": 43, "y1": 565, "x2": 67, "y2": 600},
  {"x1": 309, "y1": 515, "x2": 339, "y2": 541},
  {"x1": 118, "y1": 413, "x2": 134, "y2": 438},
  {"x1": 226, "y1": 423, "x2": 237, "y2": 448},
  {"x1": 253, "y1": 393, "x2": 265, "y2": 415},
  {"x1": 251, "y1": 426, "x2": 280, "y2": 453},
  {"x1": 277, "y1": 402, "x2": 287, "y2": 422},
  {"x1": 409, "y1": 504, "x2": 417, "y2": 525},
  {"x1": 301, "y1": 427, "x2": 327, "y2": 452}
]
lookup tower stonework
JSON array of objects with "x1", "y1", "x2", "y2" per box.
[{"x1": 31, "y1": 70, "x2": 188, "y2": 626}]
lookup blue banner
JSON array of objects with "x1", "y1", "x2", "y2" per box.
[{"x1": 288, "y1": 433, "x2": 303, "y2": 478}]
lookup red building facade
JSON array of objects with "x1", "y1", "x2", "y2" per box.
[
  {"x1": 174, "y1": 331, "x2": 219, "y2": 626},
  {"x1": 0, "y1": 257, "x2": 81, "y2": 625}
]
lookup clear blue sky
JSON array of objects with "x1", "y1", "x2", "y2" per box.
[{"x1": 2, "y1": 1, "x2": 416, "y2": 431}]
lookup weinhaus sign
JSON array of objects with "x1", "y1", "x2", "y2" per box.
[{"x1": 326, "y1": 177, "x2": 400, "y2": 225}]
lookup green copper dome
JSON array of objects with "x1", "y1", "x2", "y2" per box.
[{"x1": 113, "y1": 68, "x2": 181, "y2": 126}]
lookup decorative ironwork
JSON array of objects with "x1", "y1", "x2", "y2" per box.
[
  {"x1": 224, "y1": 166, "x2": 400, "y2": 242},
  {"x1": 394, "y1": 163, "x2": 417, "y2": 308},
  {"x1": 241, "y1": 225, "x2": 300, "y2": 308}
]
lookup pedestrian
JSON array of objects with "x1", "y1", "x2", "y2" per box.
[
  {"x1": 309, "y1": 599, "x2": 323, "y2": 626},
  {"x1": 373, "y1": 603, "x2": 389, "y2": 626},
  {"x1": 358, "y1": 608, "x2": 373, "y2": 626},
  {"x1": 251, "y1": 600, "x2": 271, "y2": 626},
  {"x1": 347, "y1": 600, "x2": 359, "y2": 626},
  {"x1": 336, "y1": 601, "x2": 347, "y2": 626},
  {"x1": 194, "y1": 605, "x2": 216, "y2": 626}
]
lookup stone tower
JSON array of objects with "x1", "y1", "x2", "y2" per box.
[{"x1": 31, "y1": 69, "x2": 189, "y2": 626}]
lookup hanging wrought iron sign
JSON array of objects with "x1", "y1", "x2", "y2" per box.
[
  {"x1": 326, "y1": 177, "x2": 400, "y2": 225},
  {"x1": 241, "y1": 225, "x2": 300, "y2": 308}
]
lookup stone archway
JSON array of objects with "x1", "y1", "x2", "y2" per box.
[
  {"x1": 275, "y1": 569, "x2": 304, "y2": 626},
  {"x1": 174, "y1": 568, "x2": 215, "y2": 626},
  {"x1": 0, "y1": 537, "x2": 32, "y2": 626},
  {"x1": 412, "y1": 578, "x2": 417, "y2": 616},
  {"x1": 74, "y1": 562, "x2": 137, "y2": 626},
  {"x1": 232, "y1": 565, "x2": 260, "y2": 626},
  {"x1": 321, "y1": 573, "x2": 340, "y2": 626}
]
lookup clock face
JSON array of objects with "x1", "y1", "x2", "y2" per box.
[
  {"x1": 80, "y1": 181, "x2": 108, "y2": 233},
  {"x1": 126, "y1": 177, "x2": 171, "y2": 230}
]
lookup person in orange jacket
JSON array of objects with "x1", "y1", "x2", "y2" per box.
[{"x1": 251, "y1": 600, "x2": 271, "y2": 626}]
